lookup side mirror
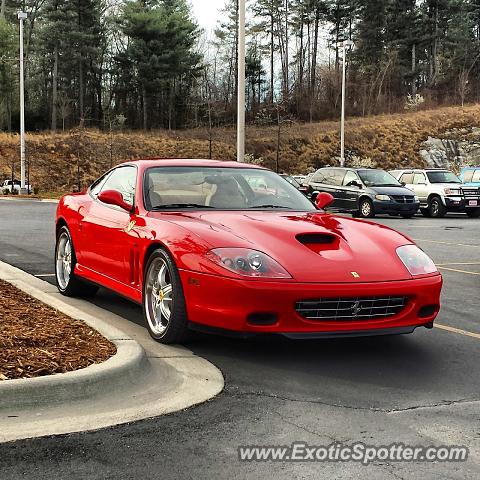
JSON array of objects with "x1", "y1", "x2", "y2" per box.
[
  {"x1": 97, "y1": 189, "x2": 133, "y2": 212},
  {"x1": 400, "y1": 182, "x2": 406, "y2": 187},
  {"x1": 347, "y1": 181, "x2": 362, "y2": 189},
  {"x1": 315, "y1": 192, "x2": 334, "y2": 210}
]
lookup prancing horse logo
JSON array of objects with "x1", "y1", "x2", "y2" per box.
[{"x1": 351, "y1": 300, "x2": 362, "y2": 317}]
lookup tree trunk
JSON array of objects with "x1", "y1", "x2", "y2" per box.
[
  {"x1": 411, "y1": 43, "x2": 416, "y2": 96},
  {"x1": 142, "y1": 86, "x2": 148, "y2": 130},
  {"x1": 79, "y1": 59, "x2": 85, "y2": 124},
  {"x1": 0, "y1": 0, "x2": 6, "y2": 17},
  {"x1": 270, "y1": 10, "x2": 274, "y2": 104},
  {"x1": 51, "y1": 45, "x2": 58, "y2": 131}
]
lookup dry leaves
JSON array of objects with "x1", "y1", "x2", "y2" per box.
[{"x1": 0, "y1": 280, "x2": 116, "y2": 381}]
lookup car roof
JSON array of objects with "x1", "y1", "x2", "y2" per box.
[{"x1": 117, "y1": 158, "x2": 267, "y2": 170}]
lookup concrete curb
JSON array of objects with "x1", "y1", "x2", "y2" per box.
[
  {"x1": 0, "y1": 197, "x2": 59, "y2": 203},
  {"x1": 0, "y1": 261, "x2": 224, "y2": 442},
  {"x1": 0, "y1": 261, "x2": 147, "y2": 409}
]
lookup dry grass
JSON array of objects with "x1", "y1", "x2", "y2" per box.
[{"x1": 1, "y1": 104, "x2": 479, "y2": 194}]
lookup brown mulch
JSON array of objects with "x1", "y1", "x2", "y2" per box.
[{"x1": 0, "y1": 280, "x2": 116, "y2": 381}]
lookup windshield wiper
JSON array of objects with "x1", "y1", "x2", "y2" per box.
[
  {"x1": 249, "y1": 204, "x2": 292, "y2": 209},
  {"x1": 151, "y1": 203, "x2": 215, "y2": 210}
]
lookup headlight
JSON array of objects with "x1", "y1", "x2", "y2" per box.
[
  {"x1": 396, "y1": 245, "x2": 438, "y2": 276},
  {"x1": 207, "y1": 248, "x2": 292, "y2": 279},
  {"x1": 444, "y1": 188, "x2": 460, "y2": 195},
  {"x1": 414, "y1": 196, "x2": 419, "y2": 202},
  {"x1": 375, "y1": 194, "x2": 391, "y2": 201}
]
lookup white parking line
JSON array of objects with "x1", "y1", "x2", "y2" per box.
[
  {"x1": 34, "y1": 274, "x2": 56, "y2": 278},
  {"x1": 435, "y1": 324, "x2": 480, "y2": 341}
]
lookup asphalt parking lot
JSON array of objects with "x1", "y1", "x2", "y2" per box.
[{"x1": 0, "y1": 199, "x2": 479, "y2": 479}]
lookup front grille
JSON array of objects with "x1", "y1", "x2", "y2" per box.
[
  {"x1": 391, "y1": 195, "x2": 415, "y2": 204},
  {"x1": 295, "y1": 296, "x2": 408, "y2": 321},
  {"x1": 460, "y1": 187, "x2": 480, "y2": 199}
]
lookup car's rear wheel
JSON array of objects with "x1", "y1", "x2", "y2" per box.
[
  {"x1": 466, "y1": 208, "x2": 480, "y2": 218},
  {"x1": 428, "y1": 196, "x2": 446, "y2": 218},
  {"x1": 143, "y1": 248, "x2": 189, "y2": 344},
  {"x1": 358, "y1": 198, "x2": 375, "y2": 218},
  {"x1": 55, "y1": 226, "x2": 98, "y2": 297}
]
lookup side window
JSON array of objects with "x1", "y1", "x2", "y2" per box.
[
  {"x1": 312, "y1": 170, "x2": 327, "y2": 184},
  {"x1": 401, "y1": 172, "x2": 413, "y2": 184},
  {"x1": 413, "y1": 173, "x2": 426, "y2": 185},
  {"x1": 90, "y1": 172, "x2": 111, "y2": 197},
  {"x1": 343, "y1": 171, "x2": 360, "y2": 187},
  {"x1": 463, "y1": 170, "x2": 474, "y2": 183},
  {"x1": 100, "y1": 166, "x2": 137, "y2": 205},
  {"x1": 472, "y1": 170, "x2": 480, "y2": 182},
  {"x1": 332, "y1": 169, "x2": 346, "y2": 186}
]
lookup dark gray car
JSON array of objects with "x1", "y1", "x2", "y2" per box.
[{"x1": 308, "y1": 168, "x2": 420, "y2": 218}]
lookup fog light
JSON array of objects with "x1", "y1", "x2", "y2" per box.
[{"x1": 418, "y1": 305, "x2": 438, "y2": 318}]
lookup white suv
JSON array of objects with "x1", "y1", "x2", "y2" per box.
[{"x1": 390, "y1": 169, "x2": 480, "y2": 218}]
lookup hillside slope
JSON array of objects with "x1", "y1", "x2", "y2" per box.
[{"x1": 1, "y1": 104, "x2": 479, "y2": 194}]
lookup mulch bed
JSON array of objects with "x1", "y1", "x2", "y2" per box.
[{"x1": 0, "y1": 280, "x2": 116, "y2": 381}]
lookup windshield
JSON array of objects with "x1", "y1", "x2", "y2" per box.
[
  {"x1": 426, "y1": 171, "x2": 461, "y2": 184},
  {"x1": 358, "y1": 170, "x2": 402, "y2": 187},
  {"x1": 144, "y1": 167, "x2": 315, "y2": 211},
  {"x1": 282, "y1": 175, "x2": 300, "y2": 188}
]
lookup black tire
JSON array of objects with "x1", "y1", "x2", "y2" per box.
[
  {"x1": 428, "y1": 196, "x2": 446, "y2": 218},
  {"x1": 55, "y1": 226, "x2": 99, "y2": 297},
  {"x1": 420, "y1": 208, "x2": 431, "y2": 217},
  {"x1": 466, "y1": 208, "x2": 480, "y2": 218},
  {"x1": 358, "y1": 198, "x2": 375, "y2": 218},
  {"x1": 142, "y1": 248, "x2": 189, "y2": 344}
]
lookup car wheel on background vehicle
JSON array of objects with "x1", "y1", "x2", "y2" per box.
[
  {"x1": 428, "y1": 196, "x2": 447, "y2": 218},
  {"x1": 55, "y1": 226, "x2": 99, "y2": 297},
  {"x1": 143, "y1": 248, "x2": 189, "y2": 344},
  {"x1": 466, "y1": 208, "x2": 480, "y2": 218},
  {"x1": 358, "y1": 198, "x2": 375, "y2": 218}
]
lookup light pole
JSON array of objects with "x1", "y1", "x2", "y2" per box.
[
  {"x1": 237, "y1": 0, "x2": 246, "y2": 162},
  {"x1": 340, "y1": 40, "x2": 353, "y2": 167},
  {"x1": 18, "y1": 11, "x2": 27, "y2": 194}
]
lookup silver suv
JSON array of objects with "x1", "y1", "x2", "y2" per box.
[{"x1": 390, "y1": 169, "x2": 480, "y2": 218}]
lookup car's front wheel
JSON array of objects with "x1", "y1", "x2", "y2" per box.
[
  {"x1": 143, "y1": 248, "x2": 189, "y2": 344},
  {"x1": 358, "y1": 198, "x2": 375, "y2": 218},
  {"x1": 428, "y1": 196, "x2": 446, "y2": 218},
  {"x1": 55, "y1": 226, "x2": 98, "y2": 297}
]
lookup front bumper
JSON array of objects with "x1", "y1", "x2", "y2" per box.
[
  {"x1": 373, "y1": 200, "x2": 420, "y2": 215},
  {"x1": 445, "y1": 196, "x2": 480, "y2": 211},
  {"x1": 180, "y1": 271, "x2": 442, "y2": 335}
]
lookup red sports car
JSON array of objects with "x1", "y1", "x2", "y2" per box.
[{"x1": 55, "y1": 159, "x2": 442, "y2": 344}]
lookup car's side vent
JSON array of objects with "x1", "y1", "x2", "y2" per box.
[{"x1": 296, "y1": 233, "x2": 336, "y2": 245}]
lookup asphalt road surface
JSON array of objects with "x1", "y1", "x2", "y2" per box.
[{"x1": 1, "y1": 199, "x2": 479, "y2": 479}]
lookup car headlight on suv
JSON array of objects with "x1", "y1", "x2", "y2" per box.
[
  {"x1": 375, "y1": 194, "x2": 391, "y2": 201},
  {"x1": 414, "y1": 196, "x2": 419, "y2": 202},
  {"x1": 444, "y1": 188, "x2": 460, "y2": 195}
]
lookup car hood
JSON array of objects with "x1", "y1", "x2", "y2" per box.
[
  {"x1": 370, "y1": 186, "x2": 416, "y2": 196},
  {"x1": 156, "y1": 211, "x2": 416, "y2": 283}
]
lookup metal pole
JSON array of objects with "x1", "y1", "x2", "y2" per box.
[
  {"x1": 237, "y1": 0, "x2": 246, "y2": 162},
  {"x1": 18, "y1": 11, "x2": 27, "y2": 194},
  {"x1": 339, "y1": 40, "x2": 353, "y2": 168},
  {"x1": 340, "y1": 43, "x2": 346, "y2": 167}
]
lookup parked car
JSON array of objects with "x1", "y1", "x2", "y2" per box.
[
  {"x1": 308, "y1": 167, "x2": 420, "y2": 218},
  {"x1": 459, "y1": 167, "x2": 480, "y2": 187},
  {"x1": 390, "y1": 169, "x2": 480, "y2": 218},
  {"x1": 292, "y1": 175, "x2": 307, "y2": 185},
  {"x1": 1, "y1": 179, "x2": 32, "y2": 194},
  {"x1": 55, "y1": 159, "x2": 441, "y2": 344},
  {"x1": 280, "y1": 174, "x2": 310, "y2": 196}
]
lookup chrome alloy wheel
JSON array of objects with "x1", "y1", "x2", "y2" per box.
[
  {"x1": 361, "y1": 201, "x2": 372, "y2": 217},
  {"x1": 145, "y1": 257, "x2": 174, "y2": 336},
  {"x1": 56, "y1": 232, "x2": 72, "y2": 290}
]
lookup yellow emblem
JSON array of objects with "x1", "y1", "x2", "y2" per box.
[
  {"x1": 126, "y1": 220, "x2": 136, "y2": 233},
  {"x1": 351, "y1": 272, "x2": 361, "y2": 279}
]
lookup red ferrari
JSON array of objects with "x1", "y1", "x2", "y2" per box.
[{"x1": 55, "y1": 159, "x2": 442, "y2": 344}]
